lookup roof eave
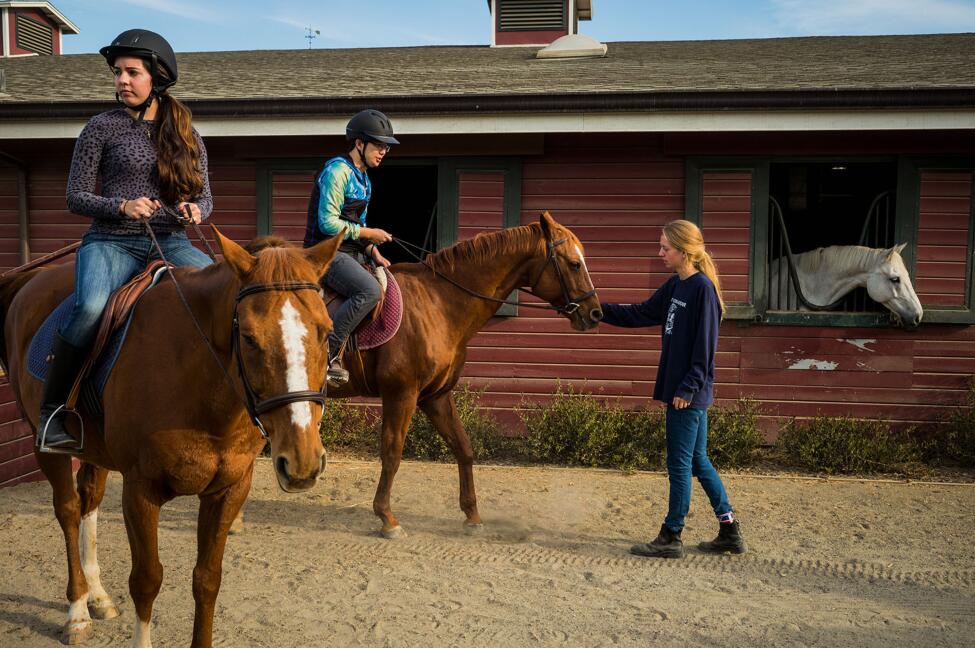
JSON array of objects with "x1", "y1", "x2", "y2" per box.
[{"x1": 1, "y1": 88, "x2": 974, "y2": 120}]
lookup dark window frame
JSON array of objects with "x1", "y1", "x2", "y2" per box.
[{"x1": 685, "y1": 155, "x2": 975, "y2": 327}]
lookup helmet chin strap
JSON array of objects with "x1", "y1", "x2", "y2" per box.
[
  {"x1": 116, "y1": 89, "x2": 157, "y2": 121},
  {"x1": 356, "y1": 141, "x2": 373, "y2": 169}
]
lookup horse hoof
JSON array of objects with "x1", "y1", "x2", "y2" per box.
[
  {"x1": 464, "y1": 522, "x2": 484, "y2": 535},
  {"x1": 381, "y1": 525, "x2": 406, "y2": 540},
  {"x1": 89, "y1": 601, "x2": 118, "y2": 620},
  {"x1": 63, "y1": 620, "x2": 92, "y2": 645}
]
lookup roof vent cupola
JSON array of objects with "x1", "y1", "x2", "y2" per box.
[{"x1": 489, "y1": 0, "x2": 595, "y2": 48}]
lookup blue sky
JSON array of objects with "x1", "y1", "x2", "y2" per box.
[{"x1": 57, "y1": 0, "x2": 975, "y2": 54}]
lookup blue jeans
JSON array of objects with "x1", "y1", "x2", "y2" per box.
[
  {"x1": 663, "y1": 406, "x2": 733, "y2": 533},
  {"x1": 323, "y1": 251, "x2": 381, "y2": 357},
  {"x1": 60, "y1": 231, "x2": 213, "y2": 348}
]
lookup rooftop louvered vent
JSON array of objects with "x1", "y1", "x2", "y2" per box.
[
  {"x1": 15, "y1": 14, "x2": 53, "y2": 55},
  {"x1": 498, "y1": 0, "x2": 566, "y2": 31}
]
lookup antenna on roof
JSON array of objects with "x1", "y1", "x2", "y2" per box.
[{"x1": 305, "y1": 27, "x2": 320, "y2": 49}]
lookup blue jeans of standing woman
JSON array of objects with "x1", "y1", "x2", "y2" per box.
[
  {"x1": 664, "y1": 406, "x2": 733, "y2": 533},
  {"x1": 60, "y1": 231, "x2": 213, "y2": 349},
  {"x1": 323, "y1": 250, "x2": 381, "y2": 358}
]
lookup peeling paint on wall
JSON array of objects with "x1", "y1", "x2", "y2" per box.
[
  {"x1": 788, "y1": 359, "x2": 839, "y2": 370},
  {"x1": 838, "y1": 338, "x2": 877, "y2": 352}
]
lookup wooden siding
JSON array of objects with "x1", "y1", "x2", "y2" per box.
[
  {"x1": 0, "y1": 377, "x2": 42, "y2": 486},
  {"x1": 271, "y1": 171, "x2": 314, "y2": 245},
  {"x1": 459, "y1": 172, "x2": 505, "y2": 239},
  {"x1": 700, "y1": 171, "x2": 752, "y2": 304},
  {"x1": 915, "y1": 170, "x2": 972, "y2": 307}
]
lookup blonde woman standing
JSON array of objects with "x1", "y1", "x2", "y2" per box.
[{"x1": 600, "y1": 220, "x2": 746, "y2": 558}]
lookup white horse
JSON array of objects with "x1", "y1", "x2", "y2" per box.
[{"x1": 768, "y1": 243, "x2": 923, "y2": 327}]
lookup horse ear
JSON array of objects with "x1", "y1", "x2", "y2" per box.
[
  {"x1": 304, "y1": 231, "x2": 343, "y2": 278},
  {"x1": 893, "y1": 242, "x2": 907, "y2": 255},
  {"x1": 539, "y1": 211, "x2": 557, "y2": 240},
  {"x1": 211, "y1": 224, "x2": 255, "y2": 277}
]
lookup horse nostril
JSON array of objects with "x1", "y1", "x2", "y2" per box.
[
  {"x1": 319, "y1": 454, "x2": 327, "y2": 475},
  {"x1": 590, "y1": 308, "x2": 603, "y2": 322},
  {"x1": 275, "y1": 456, "x2": 289, "y2": 479}
]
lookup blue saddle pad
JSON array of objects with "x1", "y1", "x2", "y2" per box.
[{"x1": 27, "y1": 268, "x2": 168, "y2": 407}]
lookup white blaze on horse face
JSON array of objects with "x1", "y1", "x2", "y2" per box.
[
  {"x1": 574, "y1": 244, "x2": 595, "y2": 289},
  {"x1": 279, "y1": 298, "x2": 313, "y2": 428}
]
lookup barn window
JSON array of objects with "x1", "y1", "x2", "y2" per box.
[
  {"x1": 497, "y1": 0, "x2": 567, "y2": 31},
  {"x1": 766, "y1": 161, "x2": 897, "y2": 314},
  {"x1": 686, "y1": 156, "x2": 975, "y2": 326},
  {"x1": 15, "y1": 14, "x2": 54, "y2": 55}
]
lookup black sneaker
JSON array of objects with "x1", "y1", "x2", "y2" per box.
[
  {"x1": 698, "y1": 520, "x2": 747, "y2": 555},
  {"x1": 630, "y1": 524, "x2": 684, "y2": 559}
]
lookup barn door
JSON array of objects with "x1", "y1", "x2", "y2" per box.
[
  {"x1": 438, "y1": 158, "x2": 522, "y2": 315},
  {"x1": 901, "y1": 158, "x2": 975, "y2": 323},
  {"x1": 685, "y1": 159, "x2": 768, "y2": 320}
]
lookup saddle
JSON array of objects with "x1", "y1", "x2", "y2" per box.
[
  {"x1": 29, "y1": 260, "x2": 170, "y2": 414},
  {"x1": 324, "y1": 265, "x2": 403, "y2": 352}
]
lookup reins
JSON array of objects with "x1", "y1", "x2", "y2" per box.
[
  {"x1": 143, "y1": 216, "x2": 326, "y2": 439},
  {"x1": 391, "y1": 235, "x2": 594, "y2": 316}
]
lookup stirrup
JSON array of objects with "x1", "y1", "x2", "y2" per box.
[{"x1": 37, "y1": 405, "x2": 85, "y2": 455}]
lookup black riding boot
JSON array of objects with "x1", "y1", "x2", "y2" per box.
[
  {"x1": 37, "y1": 333, "x2": 87, "y2": 453},
  {"x1": 630, "y1": 524, "x2": 685, "y2": 559},
  {"x1": 698, "y1": 520, "x2": 747, "y2": 555}
]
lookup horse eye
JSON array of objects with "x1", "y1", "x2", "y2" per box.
[
  {"x1": 569, "y1": 261, "x2": 582, "y2": 271},
  {"x1": 242, "y1": 334, "x2": 259, "y2": 349},
  {"x1": 890, "y1": 276, "x2": 901, "y2": 284}
]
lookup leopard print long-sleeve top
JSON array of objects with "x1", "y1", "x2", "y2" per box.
[{"x1": 66, "y1": 108, "x2": 212, "y2": 235}]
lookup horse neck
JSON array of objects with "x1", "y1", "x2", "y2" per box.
[
  {"x1": 799, "y1": 247, "x2": 880, "y2": 305},
  {"x1": 431, "y1": 230, "x2": 542, "y2": 329}
]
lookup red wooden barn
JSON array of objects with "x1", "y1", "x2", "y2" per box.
[{"x1": 1, "y1": 0, "x2": 973, "y2": 485}]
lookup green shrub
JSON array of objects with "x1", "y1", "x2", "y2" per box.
[
  {"x1": 516, "y1": 383, "x2": 666, "y2": 470},
  {"x1": 405, "y1": 385, "x2": 519, "y2": 461},
  {"x1": 923, "y1": 378, "x2": 975, "y2": 467},
  {"x1": 707, "y1": 398, "x2": 764, "y2": 468},
  {"x1": 319, "y1": 399, "x2": 378, "y2": 455},
  {"x1": 775, "y1": 415, "x2": 920, "y2": 474}
]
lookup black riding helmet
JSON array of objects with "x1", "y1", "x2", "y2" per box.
[
  {"x1": 346, "y1": 109, "x2": 399, "y2": 146},
  {"x1": 99, "y1": 29, "x2": 178, "y2": 92}
]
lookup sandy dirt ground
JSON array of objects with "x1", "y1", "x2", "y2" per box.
[{"x1": 1, "y1": 457, "x2": 973, "y2": 647}]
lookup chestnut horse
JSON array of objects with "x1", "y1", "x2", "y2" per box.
[
  {"x1": 0, "y1": 228, "x2": 341, "y2": 647},
  {"x1": 331, "y1": 212, "x2": 602, "y2": 538}
]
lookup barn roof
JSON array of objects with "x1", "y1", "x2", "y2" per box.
[{"x1": 1, "y1": 33, "x2": 974, "y2": 119}]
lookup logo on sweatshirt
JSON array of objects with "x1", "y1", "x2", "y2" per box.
[{"x1": 665, "y1": 297, "x2": 686, "y2": 335}]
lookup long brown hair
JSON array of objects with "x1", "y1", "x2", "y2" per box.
[
  {"x1": 662, "y1": 219, "x2": 726, "y2": 316},
  {"x1": 152, "y1": 66, "x2": 204, "y2": 205}
]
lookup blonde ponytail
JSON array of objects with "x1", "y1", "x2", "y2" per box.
[{"x1": 662, "y1": 219, "x2": 726, "y2": 317}]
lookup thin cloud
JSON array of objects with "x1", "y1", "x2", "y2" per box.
[
  {"x1": 771, "y1": 0, "x2": 975, "y2": 34},
  {"x1": 117, "y1": 0, "x2": 221, "y2": 23}
]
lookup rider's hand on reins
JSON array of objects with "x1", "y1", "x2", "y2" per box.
[
  {"x1": 122, "y1": 197, "x2": 162, "y2": 221},
  {"x1": 176, "y1": 202, "x2": 202, "y2": 224}
]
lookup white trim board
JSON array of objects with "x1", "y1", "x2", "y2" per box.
[{"x1": 2, "y1": 109, "x2": 974, "y2": 140}]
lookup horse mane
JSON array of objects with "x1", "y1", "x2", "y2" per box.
[
  {"x1": 244, "y1": 235, "x2": 290, "y2": 254},
  {"x1": 243, "y1": 237, "x2": 317, "y2": 284},
  {"x1": 795, "y1": 245, "x2": 890, "y2": 275},
  {"x1": 426, "y1": 223, "x2": 543, "y2": 274}
]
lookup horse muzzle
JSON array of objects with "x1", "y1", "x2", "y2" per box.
[{"x1": 274, "y1": 452, "x2": 327, "y2": 493}]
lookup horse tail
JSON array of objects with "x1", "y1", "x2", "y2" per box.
[{"x1": 0, "y1": 268, "x2": 42, "y2": 369}]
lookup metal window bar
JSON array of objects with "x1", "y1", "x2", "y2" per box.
[{"x1": 768, "y1": 190, "x2": 893, "y2": 312}]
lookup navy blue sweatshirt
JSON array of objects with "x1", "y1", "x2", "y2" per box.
[{"x1": 601, "y1": 272, "x2": 720, "y2": 409}]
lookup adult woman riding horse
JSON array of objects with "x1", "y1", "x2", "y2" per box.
[
  {"x1": 304, "y1": 109, "x2": 398, "y2": 386},
  {"x1": 39, "y1": 29, "x2": 215, "y2": 453}
]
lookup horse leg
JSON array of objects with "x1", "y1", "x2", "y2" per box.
[
  {"x1": 121, "y1": 479, "x2": 163, "y2": 648},
  {"x1": 76, "y1": 463, "x2": 119, "y2": 620},
  {"x1": 374, "y1": 392, "x2": 418, "y2": 539},
  {"x1": 189, "y1": 465, "x2": 253, "y2": 648},
  {"x1": 36, "y1": 452, "x2": 93, "y2": 644},
  {"x1": 419, "y1": 393, "x2": 482, "y2": 533}
]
